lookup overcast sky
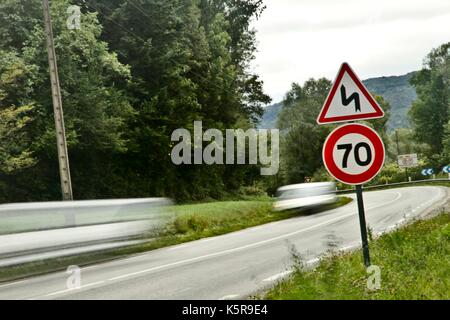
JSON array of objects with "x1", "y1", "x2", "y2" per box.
[{"x1": 251, "y1": 0, "x2": 450, "y2": 103}]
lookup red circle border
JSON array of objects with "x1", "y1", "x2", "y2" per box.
[{"x1": 323, "y1": 123, "x2": 385, "y2": 185}]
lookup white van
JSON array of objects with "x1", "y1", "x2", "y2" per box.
[{"x1": 274, "y1": 182, "x2": 336, "y2": 211}]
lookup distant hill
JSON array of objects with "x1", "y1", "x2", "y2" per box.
[
  {"x1": 258, "y1": 102, "x2": 283, "y2": 130},
  {"x1": 364, "y1": 72, "x2": 417, "y2": 131},
  {"x1": 259, "y1": 72, "x2": 417, "y2": 132}
]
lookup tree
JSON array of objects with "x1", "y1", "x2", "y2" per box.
[
  {"x1": 0, "y1": 0, "x2": 271, "y2": 202},
  {"x1": 276, "y1": 78, "x2": 332, "y2": 184},
  {"x1": 409, "y1": 42, "x2": 449, "y2": 156},
  {"x1": 0, "y1": 105, "x2": 35, "y2": 174},
  {"x1": 0, "y1": 0, "x2": 133, "y2": 201},
  {"x1": 78, "y1": 0, "x2": 270, "y2": 200},
  {"x1": 0, "y1": 51, "x2": 36, "y2": 174}
]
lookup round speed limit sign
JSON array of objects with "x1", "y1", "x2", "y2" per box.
[{"x1": 323, "y1": 123, "x2": 385, "y2": 185}]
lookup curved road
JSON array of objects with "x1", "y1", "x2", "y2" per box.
[{"x1": 0, "y1": 186, "x2": 448, "y2": 300}]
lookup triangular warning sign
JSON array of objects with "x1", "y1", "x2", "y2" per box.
[{"x1": 317, "y1": 63, "x2": 385, "y2": 125}]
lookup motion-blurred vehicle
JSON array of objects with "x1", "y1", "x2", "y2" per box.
[
  {"x1": 0, "y1": 198, "x2": 173, "y2": 267},
  {"x1": 274, "y1": 182, "x2": 337, "y2": 211}
]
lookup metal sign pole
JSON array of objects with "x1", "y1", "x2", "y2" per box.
[
  {"x1": 42, "y1": 0, "x2": 73, "y2": 202},
  {"x1": 355, "y1": 185, "x2": 371, "y2": 267}
]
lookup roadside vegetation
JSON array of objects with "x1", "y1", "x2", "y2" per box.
[
  {"x1": 0, "y1": 196, "x2": 352, "y2": 282},
  {"x1": 264, "y1": 212, "x2": 450, "y2": 300}
]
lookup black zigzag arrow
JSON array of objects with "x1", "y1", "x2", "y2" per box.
[{"x1": 340, "y1": 85, "x2": 361, "y2": 112}]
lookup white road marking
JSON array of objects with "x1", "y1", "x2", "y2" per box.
[
  {"x1": 168, "y1": 243, "x2": 189, "y2": 251},
  {"x1": 107, "y1": 212, "x2": 363, "y2": 281},
  {"x1": 262, "y1": 270, "x2": 293, "y2": 282},
  {"x1": 61, "y1": 191, "x2": 410, "y2": 284},
  {"x1": 219, "y1": 294, "x2": 239, "y2": 300},
  {"x1": 0, "y1": 280, "x2": 27, "y2": 289},
  {"x1": 385, "y1": 225, "x2": 397, "y2": 232},
  {"x1": 262, "y1": 258, "x2": 322, "y2": 283},
  {"x1": 175, "y1": 287, "x2": 191, "y2": 294},
  {"x1": 340, "y1": 245, "x2": 357, "y2": 251},
  {"x1": 82, "y1": 265, "x2": 99, "y2": 271},
  {"x1": 306, "y1": 258, "x2": 320, "y2": 265},
  {"x1": 15, "y1": 187, "x2": 448, "y2": 300},
  {"x1": 45, "y1": 281, "x2": 105, "y2": 297}
]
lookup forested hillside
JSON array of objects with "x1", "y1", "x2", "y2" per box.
[
  {"x1": 364, "y1": 72, "x2": 417, "y2": 131},
  {"x1": 258, "y1": 102, "x2": 282, "y2": 130},
  {"x1": 259, "y1": 72, "x2": 417, "y2": 132}
]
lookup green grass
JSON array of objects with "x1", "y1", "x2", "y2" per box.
[
  {"x1": 0, "y1": 196, "x2": 352, "y2": 283},
  {"x1": 264, "y1": 212, "x2": 450, "y2": 300}
]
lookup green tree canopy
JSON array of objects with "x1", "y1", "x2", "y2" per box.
[{"x1": 409, "y1": 42, "x2": 449, "y2": 156}]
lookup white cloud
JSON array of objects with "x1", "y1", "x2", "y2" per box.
[{"x1": 251, "y1": 0, "x2": 450, "y2": 102}]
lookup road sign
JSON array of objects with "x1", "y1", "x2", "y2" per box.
[
  {"x1": 317, "y1": 63, "x2": 385, "y2": 125},
  {"x1": 323, "y1": 123, "x2": 385, "y2": 185},
  {"x1": 421, "y1": 168, "x2": 434, "y2": 176},
  {"x1": 397, "y1": 154, "x2": 419, "y2": 169},
  {"x1": 443, "y1": 166, "x2": 450, "y2": 174}
]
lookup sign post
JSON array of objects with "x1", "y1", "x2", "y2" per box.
[
  {"x1": 356, "y1": 185, "x2": 370, "y2": 267},
  {"x1": 398, "y1": 154, "x2": 419, "y2": 182},
  {"x1": 322, "y1": 123, "x2": 385, "y2": 267},
  {"x1": 318, "y1": 63, "x2": 386, "y2": 267}
]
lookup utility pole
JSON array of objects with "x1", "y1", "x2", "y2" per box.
[
  {"x1": 42, "y1": 0, "x2": 73, "y2": 201},
  {"x1": 395, "y1": 130, "x2": 400, "y2": 157}
]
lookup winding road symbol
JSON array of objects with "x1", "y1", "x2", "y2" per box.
[
  {"x1": 317, "y1": 62, "x2": 385, "y2": 124},
  {"x1": 340, "y1": 85, "x2": 361, "y2": 112}
]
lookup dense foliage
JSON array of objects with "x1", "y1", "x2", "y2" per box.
[
  {"x1": 0, "y1": 0, "x2": 448, "y2": 202},
  {"x1": 0, "y1": 0, "x2": 270, "y2": 202},
  {"x1": 409, "y1": 42, "x2": 449, "y2": 165}
]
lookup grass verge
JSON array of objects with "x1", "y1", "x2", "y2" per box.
[
  {"x1": 264, "y1": 212, "x2": 450, "y2": 300},
  {"x1": 0, "y1": 196, "x2": 352, "y2": 283}
]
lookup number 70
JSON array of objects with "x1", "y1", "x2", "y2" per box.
[{"x1": 337, "y1": 143, "x2": 372, "y2": 168}]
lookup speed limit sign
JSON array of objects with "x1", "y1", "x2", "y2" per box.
[{"x1": 323, "y1": 123, "x2": 385, "y2": 185}]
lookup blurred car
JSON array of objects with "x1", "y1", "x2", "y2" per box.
[
  {"x1": 274, "y1": 182, "x2": 337, "y2": 211},
  {"x1": 0, "y1": 198, "x2": 174, "y2": 267}
]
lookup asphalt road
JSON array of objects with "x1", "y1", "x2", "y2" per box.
[{"x1": 0, "y1": 186, "x2": 448, "y2": 300}]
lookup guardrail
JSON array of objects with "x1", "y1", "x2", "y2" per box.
[
  {"x1": 0, "y1": 198, "x2": 173, "y2": 267},
  {"x1": 336, "y1": 178, "x2": 450, "y2": 195}
]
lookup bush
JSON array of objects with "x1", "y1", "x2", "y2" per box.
[{"x1": 173, "y1": 214, "x2": 211, "y2": 233}]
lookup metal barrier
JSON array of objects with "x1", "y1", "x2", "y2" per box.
[
  {"x1": 0, "y1": 198, "x2": 173, "y2": 267},
  {"x1": 336, "y1": 179, "x2": 450, "y2": 195}
]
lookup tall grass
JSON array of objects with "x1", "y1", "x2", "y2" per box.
[{"x1": 265, "y1": 212, "x2": 450, "y2": 300}]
